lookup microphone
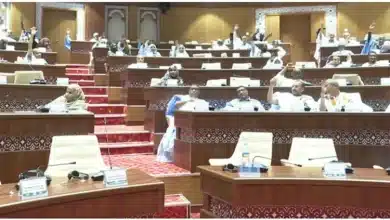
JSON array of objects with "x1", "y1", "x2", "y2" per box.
[
  {"x1": 91, "y1": 117, "x2": 111, "y2": 181},
  {"x1": 48, "y1": 161, "x2": 76, "y2": 167},
  {"x1": 308, "y1": 156, "x2": 337, "y2": 161},
  {"x1": 303, "y1": 102, "x2": 311, "y2": 112},
  {"x1": 253, "y1": 155, "x2": 303, "y2": 167}
]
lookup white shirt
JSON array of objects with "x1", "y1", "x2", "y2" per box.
[
  {"x1": 178, "y1": 95, "x2": 209, "y2": 111},
  {"x1": 332, "y1": 50, "x2": 354, "y2": 56},
  {"x1": 225, "y1": 98, "x2": 265, "y2": 111},
  {"x1": 273, "y1": 92, "x2": 317, "y2": 112},
  {"x1": 212, "y1": 44, "x2": 229, "y2": 50},
  {"x1": 362, "y1": 62, "x2": 386, "y2": 67},
  {"x1": 324, "y1": 61, "x2": 352, "y2": 68},
  {"x1": 317, "y1": 92, "x2": 372, "y2": 112}
]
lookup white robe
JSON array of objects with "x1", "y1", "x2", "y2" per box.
[
  {"x1": 317, "y1": 92, "x2": 373, "y2": 112},
  {"x1": 272, "y1": 92, "x2": 317, "y2": 112},
  {"x1": 156, "y1": 96, "x2": 209, "y2": 162}
]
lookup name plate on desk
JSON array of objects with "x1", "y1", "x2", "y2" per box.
[
  {"x1": 104, "y1": 169, "x2": 128, "y2": 187},
  {"x1": 323, "y1": 163, "x2": 346, "y2": 178},
  {"x1": 19, "y1": 177, "x2": 48, "y2": 200},
  {"x1": 239, "y1": 166, "x2": 261, "y2": 178}
]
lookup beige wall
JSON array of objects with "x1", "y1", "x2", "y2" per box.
[{"x1": 9, "y1": 2, "x2": 390, "y2": 43}]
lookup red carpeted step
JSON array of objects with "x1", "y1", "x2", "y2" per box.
[
  {"x1": 102, "y1": 154, "x2": 190, "y2": 176},
  {"x1": 95, "y1": 130, "x2": 151, "y2": 143},
  {"x1": 95, "y1": 114, "x2": 125, "y2": 126},
  {"x1": 100, "y1": 142, "x2": 154, "y2": 155},
  {"x1": 82, "y1": 86, "x2": 107, "y2": 95},
  {"x1": 86, "y1": 95, "x2": 108, "y2": 104},
  {"x1": 88, "y1": 104, "x2": 125, "y2": 114},
  {"x1": 66, "y1": 68, "x2": 89, "y2": 74},
  {"x1": 69, "y1": 80, "x2": 95, "y2": 86},
  {"x1": 66, "y1": 74, "x2": 94, "y2": 81}
]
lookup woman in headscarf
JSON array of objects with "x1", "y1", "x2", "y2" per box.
[
  {"x1": 158, "y1": 64, "x2": 184, "y2": 86},
  {"x1": 64, "y1": 28, "x2": 72, "y2": 50},
  {"x1": 170, "y1": 44, "x2": 189, "y2": 57},
  {"x1": 145, "y1": 44, "x2": 161, "y2": 57},
  {"x1": 43, "y1": 84, "x2": 87, "y2": 112}
]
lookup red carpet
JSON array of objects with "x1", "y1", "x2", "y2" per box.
[{"x1": 67, "y1": 66, "x2": 195, "y2": 218}]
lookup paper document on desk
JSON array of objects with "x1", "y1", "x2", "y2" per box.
[{"x1": 289, "y1": 138, "x2": 337, "y2": 167}]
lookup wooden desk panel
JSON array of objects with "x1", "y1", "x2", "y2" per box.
[
  {"x1": 175, "y1": 112, "x2": 390, "y2": 172},
  {"x1": 0, "y1": 63, "x2": 66, "y2": 84},
  {"x1": 0, "y1": 84, "x2": 66, "y2": 112},
  {"x1": 320, "y1": 45, "x2": 363, "y2": 66},
  {"x1": 0, "y1": 169, "x2": 164, "y2": 217},
  {"x1": 108, "y1": 56, "x2": 289, "y2": 86},
  {"x1": 121, "y1": 67, "x2": 390, "y2": 105},
  {"x1": 143, "y1": 86, "x2": 390, "y2": 134},
  {"x1": 0, "y1": 50, "x2": 57, "y2": 64},
  {"x1": 70, "y1": 41, "x2": 93, "y2": 64},
  {"x1": 199, "y1": 166, "x2": 390, "y2": 218},
  {"x1": 7, "y1": 42, "x2": 28, "y2": 51},
  {"x1": 0, "y1": 112, "x2": 94, "y2": 183}
]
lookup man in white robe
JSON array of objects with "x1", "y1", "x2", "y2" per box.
[
  {"x1": 263, "y1": 50, "x2": 283, "y2": 69},
  {"x1": 267, "y1": 66, "x2": 317, "y2": 112},
  {"x1": 225, "y1": 86, "x2": 265, "y2": 111},
  {"x1": 324, "y1": 55, "x2": 353, "y2": 68},
  {"x1": 318, "y1": 79, "x2": 373, "y2": 112},
  {"x1": 362, "y1": 52, "x2": 387, "y2": 67}
]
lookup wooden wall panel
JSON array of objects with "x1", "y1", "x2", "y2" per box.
[
  {"x1": 310, "y1": 12, "x2": 325, "y2": 42},
  {"x1": 280, "y1": 14, "x2": 311, "y2": 63},
  {"x1": 159, "y1": 7, "x2": 256, "y2": 43},
  {"x1": 85, "y1": 3, "x2": 105, "y2": 40},
  {"x1": 10, "y1": 3, "x2": 36, "y2": 36},
  {"x1": 337, "y1": 3, "x2": 390, "y2": 39},
  {"x1": 265, "y1": 15, "x2": 280, "y2": 42}
]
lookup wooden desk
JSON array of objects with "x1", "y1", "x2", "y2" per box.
[
  {"x1": 0, "y1": 169, "x2": 164, "y2": 217},
  {"x1": 93, "y1": 47, "x2": 108, "y2": 74},
  {"x1": 0, "y1": 112, "x2": 94, "y2": 183},
  {"x1": 176, "y1": 112, "x2": 390, "y2": 172},
  {"x1": 121, "y1": 67, "x2": 390, "y2": 103},
  {"x1": 320, "y1": 45, "x2": 363, "y2": 66},
  {"x1": 0, "y1": 50, "x2": 57, "y2": 64},
  {"x1": 143, "y1": 86, "x2": 390, "y2": 135},
  {"x1": 70, "y1": 41, "x2": 93, "y2": 64},
  {"x1": 199, "y1": 166, "x2": 390, "y2": 218},
  {"x1": 108, "y1": 56, "x2": 288, "y2": 84},
  {"x1": 0, "y1": 84, "x2": 66, "y2": 112},
  {"x1": 0, "y1": 63, "x2": 66, "y2": 84},
  {"x1": 7, "y1": 42, "x2": 28, "y2": 51},
  {"x1": 328, "y1": 53, "x2": 390, "y2": 66}
]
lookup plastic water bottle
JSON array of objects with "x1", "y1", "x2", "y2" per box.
[{"x1": 241, "y1": 143, "x2": 250, "y2": 167}]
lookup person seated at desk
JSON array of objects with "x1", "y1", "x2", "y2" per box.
[
  {"x1": 43, "y1": 84, "x2": 87, "y2": 112},
  {"x1": 224, "y1": 86, "x2": 265, "y2": 111},
  {"x1": 158, "y1": 65, "x2": 184, "y2": 86},
  {"x1": 128, "y1": 55, "x2": 148, "y2": 68},
  {"x1": 324, "y1": 33, "x2": 339, "y2": 46},
  {"x1": 263, "y1": 50, "x2": 283, "y2": 69},
  {"x1": 170, "y1": 44, "x2": 190, "y2": 57},
  {"x1": 38, "y1": 37, "x2": 52, "y2": 52},
  {"x1": 361, "y1": 22, "x2": 390, "y2": 54},
  {"x1": 157, "y1": 85, "x2": 208, "y2": 162},
  {"x1": 223, "y1": 33, "x2": 233, "y2": 47},
  {"x1": 318, "y1": 79, "x2": 373, "y2": 112},
  {"x1": 115, "y1": 40, "x2": 131, "y2": 56},
  {"x1": 145, "y1": 44, "x2": 161, "y2": 57},
  {"x1": 323, "y1": 54, "x2": 352, "y2": 68},
  {"x1": 212, "y1": 39, "x2": 229, "y2": 50},
  {"x1": 90, "y1": 32, "x2": 99, "y2": 42},
  {"x1": 236, "y1": 35, "x2": 252, "y2": 50},
  {"x1": 267, "y1": 66, "x2": 317, "y2": 112},
  {"x1": 362, "y1": 52, "x2": 386, "y2": 67},
  {"x1": 331, "y1": 40, "x2": 354, "y2": 57},
  {"x1": 270, "y1": 40, "x2": 287, "y2": 59}
]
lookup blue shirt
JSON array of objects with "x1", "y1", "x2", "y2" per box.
[{"x1": 166, "y1": 95, "x2": 182, "y2": 116}]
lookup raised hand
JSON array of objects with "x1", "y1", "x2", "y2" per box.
[
  {"x1": 270, "y1": 77, "x2": 277, "y2": 87},
  {"x1": 369, "y1": 22, "x2": 376, "y2": 30}
]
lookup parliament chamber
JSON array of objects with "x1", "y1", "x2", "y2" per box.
[{"x1": 1, "y1": 1, "x2": 390, "y2": 218}]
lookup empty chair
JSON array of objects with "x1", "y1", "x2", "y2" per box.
[
  {"x1": 14, "y1": 71, "x2": 44, "y2": 84},
  {"x1": 209, "y1": 132, "x2": 273, "y2": 166},
  {"x1": 45, "y1": 135, "x2": 108, "y2": 177}
]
